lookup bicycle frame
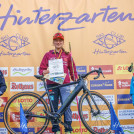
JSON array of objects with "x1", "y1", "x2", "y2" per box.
[
  {"x1": 28, "y1": 77, "x2": 100, "y2": 121},
  {"x1": 27, "y1": 69, "x2": 104, "y2": 120}
]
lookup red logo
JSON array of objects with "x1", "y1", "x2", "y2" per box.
[
  {"x1": 73, "y1": 128, "x2": 88, "y2": 133},
  {"x1": 116, "y1": 79, "x2": 130, "y2": 89},
  {"x1": 93, "y1": 127, "x2": 108, "y2": 133},
  {"x1": 11, "y1": 83, "x2": 33, "y2": 90},
  {"x1": 0, "y1": 97, "x2": 8, "y2": 107},
  {"x1": 10, "y1": 112, "x2": 34, "y2": 122},
  {"x1": 72, "y1": 113, "x2": 88, "y2": 120},
  {"x1": 1, "y1": 70, "x2": 7, "y2": 76},
  {"x1": 89, "y1": 65, "x2": 113, "y2": 75}
]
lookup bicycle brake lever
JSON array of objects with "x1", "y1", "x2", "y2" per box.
[{"x1": 98, "y1": 68, "x2": 105, "y2": 78}]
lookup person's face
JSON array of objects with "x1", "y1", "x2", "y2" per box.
[{"x1": 53, "y1": 38, "x2": 64, "y2": 49}]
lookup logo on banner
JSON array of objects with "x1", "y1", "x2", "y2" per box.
[
  {"x1": 91, "y1": 110, "x2": 110, "y2": 121},
  {"x1": 76, "y1": 66, "x2": 87, "y2": 74},
  {"x1": 0, "y1": 33, "x2": 30, "y2": 57},
  {"x1": 0, "y1": 67, "x2": 8, "y2": 77},
  {"x1": 118, "y1": 109, "x2": 134, "y2": 120},
  {"x1": 103, "y1": 95, "x2": 115, "y2": 104},
  {"x1": 11, "y1": 97, "x2": 34, "y2": 107},
  {"x1": 11, "y1": 67, "x2": 34, "y2": 76},
  {"x1": 122, "y1": 125, "x2": 134, "y2": 134},
  {"x1": 116, "y1": 79, "x2": 130, "y2": 89},
  {"x1": 10, "y1": 112, "x2": 34, "y2": 122},
  {"x1": 0, "y1": 5, "x2": 134, "y2": 31},
  {"x1": 37, "y1": 81, "x2": 46, "y2": 91},
  {"x1": 90, "y1": 80, "x2": 114, "y2": 90},
  {"x1": 93, "y1": 32, "x2": 127, "y2": 55},
  {"x1": 117, "y1": 94, "x2": 132, "y2": 104},
  {"x1": 72, "y1": 127, "x2": 89, "y2": 134},
  {"x1": 0, "y1": 128, "x2": 7, "y2": 133},
  {"x1": 10, "y1": 82, "x2": 34, "y2": 91},
  {"x1": 92, "y1": 126, "x2": 109, "y2": 133},
  {"x1": 12, "y1": 128, "x2": 34, "y2": 133},
  {"x1": 89, "y1": 65, "x2": 113, "y2": 75},
  {"x1": 72, "y1": 111, "x2": 89, "y2": 121},
  {"x1": 115, "y1": 64, "x2": 131, "y2": 74}
]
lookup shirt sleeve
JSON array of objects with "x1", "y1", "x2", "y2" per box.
[
  {"x1": 39, "y1": 53, "x2": 49, "y2": 75},
  {"x1": 68, "y1": 54, "x2": 78, "y2": 81},
  {"x1": 0, "y1": 71, "x2": 7, "y2": 93}
]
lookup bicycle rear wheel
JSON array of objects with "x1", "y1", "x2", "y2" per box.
[
  {"x1": 4, "y1": 92, "x2": 50, "y2": 134},
  {"x1": 79, "y1": 91, "x2": 111, "y2": 134}
]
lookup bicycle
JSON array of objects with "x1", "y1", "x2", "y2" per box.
[{"x1": 4, "y1": 68, "x2": 111, "y2": 134}]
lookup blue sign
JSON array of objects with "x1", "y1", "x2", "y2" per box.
[
  {"x1": 0, "y1": 112, "x2": 3, "y2": 122},
  {"x1": 117, "y1": 94, "x2": 132, "y2": 104},
  {"x1": 90, "y1": 80, "x2": 114, "y2": 90},
  {"x1": 76, "y1": 66, "x2": 87, "y2": 74},
  {"x1": 12, "y1": 128, "x2": 35, "y2": 133}
]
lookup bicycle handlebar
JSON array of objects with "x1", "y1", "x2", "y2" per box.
[
  {"x1": 34, "y1": 68, "x2": 105, "y2": 81},
  {"x1": 79, "y1": 68, "x2": 105, "y2": 80}
]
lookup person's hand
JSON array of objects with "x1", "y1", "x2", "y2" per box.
[
  {"x1": 0, "y1": 91, "x2": 3, "y2": 96},
  {"x1": 43, "y1": 70, "x2": 49, "y2": 75}
]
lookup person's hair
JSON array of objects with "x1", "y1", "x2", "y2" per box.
[{"x1": 62, "y1": 48, "x2": 69, "y2": 55}]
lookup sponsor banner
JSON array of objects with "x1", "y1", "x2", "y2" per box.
[
  {"x1": 89, "y1": 65, "x2": 113, "y2": 75},
  {"x1": 37, "y1": 67, "x2": 39, "y2": 75},
  {"x1": 92, "y1": 126, "x2": 110, "y2": 133},
  {"x1": 76, "y1": 66, "x2": 87, "y2": 74},
  {"x1": 117, "y1": 94, "x2": 132, "y2": 104},
  {"x1": 91, "y1": 95, "x2": 115, "y2": 105},
  {"x1": 0, "y1": 67, "x2": 8, "y2": 77},
  {"x1": 90, "y1": 80, "x2": 114, "y2": 90},
  {"x1": 0, "y1": 112, "x2": 4, "y2": 122},
  {"x1": 11, "y1": 96, "x2": 35, "y2": 107},
  {"x1": 10, "y1": 112, "x2": 34, "y2": 122},
  {"x1": 115, "y1": 64, "x2": 131, "y2": 74},
  {"x1": 12, "y1": 128, "x2": 34, "y2": 133},
  {"x1": 72, "y1": 111, "x2": 89, "y2": 121},
  {"x1": 0, "y1": 128, "x2": 8, "y2": 134},
  {"x1": 122, "y1": 124, "x2": 134, "y2": 134},
  {"x1": 118, "y1": 109, "x2": 134, "y2": 120},
  {"x1": 37, "y1": 81, "x2": 46, "y2": 91},
  {"x1": 91, "y1": 110, "x2": 110, "y2": 121},
  {"x1": 37, "y1": 127, "x2": 62, "y2": 134},
  {"x1": 72, "y1": 127, "x2": 89, "y2": 134},
  {"x1": 10, "y1": 82, "x2": 34, "y2": 91},
  {"x1": 104, "y1": 95, "x2": 115, "y2": 104},
  {"x1": 116, "y1": 79, "x2": 130, "y2": 89},
  {"x1": 10, "y1": 67, "x2": 34, "y2": 77},
  {"x1": 0, "y1": 97, "x2": 8, "y2": 107}
]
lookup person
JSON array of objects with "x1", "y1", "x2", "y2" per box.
[
  {"x1": 39, "y1": 33, "x2": 78, "y2": 134},
  {"x1": 0, "y1": 70, "x2": 7, "y2": 96}
]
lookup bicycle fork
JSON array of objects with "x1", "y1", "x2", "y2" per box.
[{"x1": 83, "y1": 84, "x2": 100, "y2": 115}]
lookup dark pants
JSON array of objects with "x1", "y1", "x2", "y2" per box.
[{"x1": 47, "y1": 84, "x2": 73, "y2": 132}]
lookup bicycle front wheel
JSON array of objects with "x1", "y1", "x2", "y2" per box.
[
  {"x1": 79, "y1": 91, "x2": 111, "y2": 134},
  {"x1": 4, "y1": 92, "x2": 50, "y2": 134}
]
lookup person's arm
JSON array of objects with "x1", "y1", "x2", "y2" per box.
[
  {"x1": 68, "y1": 54, "x2": 78, "y2": 81},
  {"x1": 0, "y1": 71, "x2": 7, "y2": 96},
  {"x1": 39, "y1": 53, "x2": 49, "y2": 75}
]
